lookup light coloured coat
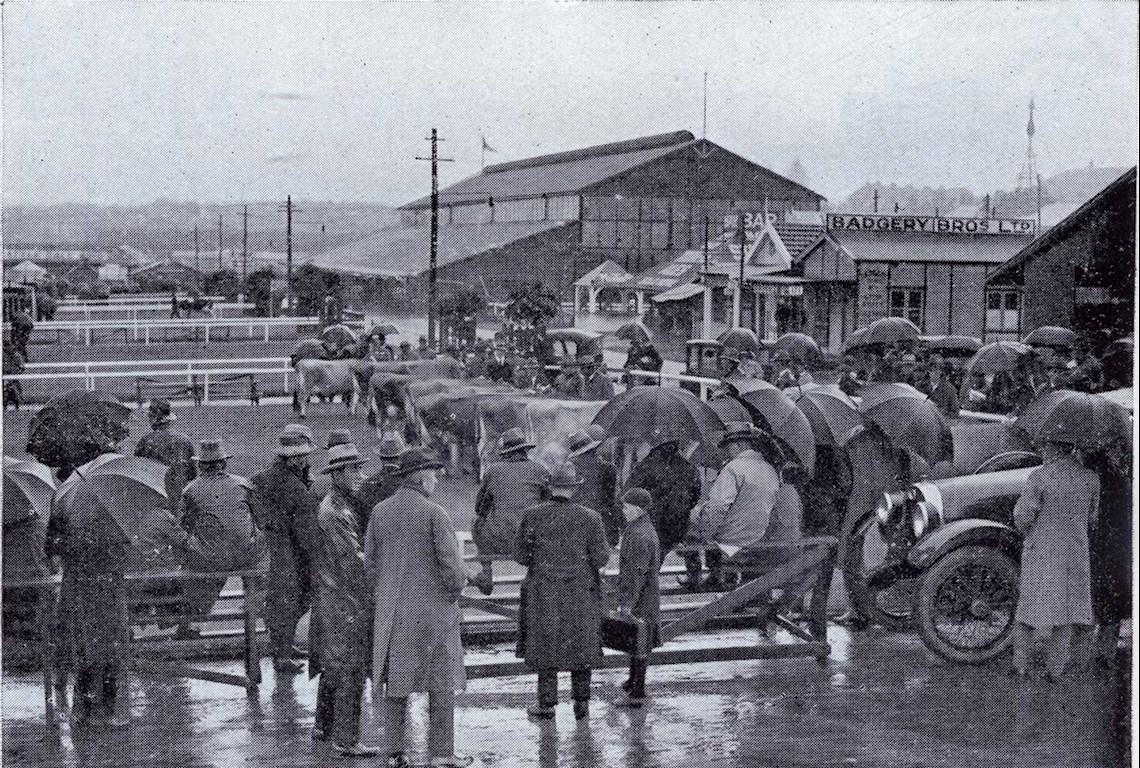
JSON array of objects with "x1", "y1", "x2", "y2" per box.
[
  {"x1": 365, "y1": 483, "x2": 468, "y2": 697},
  {"x1": 1013, "y1": 455, "x2": 1099, "y2": 629}
]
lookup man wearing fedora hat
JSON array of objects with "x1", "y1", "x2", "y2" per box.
[
  {"x1": 566, "y1": 426, "x2": 619, "y2": 545},
  {"x1": 689, "y1": 422, "x2": 782, "y2": 590},
  {"x1": 471, "y1": 427, "x2": 548, "y2": 591},
  {"x1": 365, "y1": 448, "x2": 476, "y2": 768},
  {"x1": 135, "y1": 398, "x2": 197, "y2": 513},
  {"x1": 485, "y1": 343, "x2": 514, "y2": 383},
  {"x1": 250, "y1": 424, "x2": 321, "y2": 673},
  {"x1": 312, "y1": 443, "x2": 376, "y2": 757},
  {"x1": 516, "y1": 461, "x2": 611, "y2": 720},
  {"x1": 553, "y1": 358, "x2": 585, "y2": 399},
  {"x1": 176, "y1": 440, "x2": 262, "y2": 636},
  {"x1": 356, "y1": 433, "x2": 407, "y2": 531}
]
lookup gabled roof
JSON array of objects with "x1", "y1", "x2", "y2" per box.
[
  {"x1": 402, "y1": 130, "x2": 824, "y2": 209},
  {"x1": 573, "y1": 259, "x2": 633, "y2": 288},
  {"x1": 988, "y1": 166, "x2": 1137, "y2": 282},
  {"x1": 773, "y1": 221, "x2": 825, "y2": 258},
  {"x1": 308, "y1": 220, "x2": 569, "y2": 277},
  {"x1": 131, "y1": 258, "x2": 204, "y2": 276},
  {"x1": 745, "y1": 221, "x2": 793, "y2": 270}
]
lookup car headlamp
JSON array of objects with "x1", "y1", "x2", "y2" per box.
[
  {"x1": 911, "y1": 501, "x2": 931, "y2": 539},
  {"x1": 874, "y1": 492, "x2": 895, "y2": 525}
]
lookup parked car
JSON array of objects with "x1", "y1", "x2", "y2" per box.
[
  {"x1": 682, "y1": 339, "x2": 724, "y2": 395},
  {"x1": 845, "y1": 452, "x2": 1040, "y2": 663}
]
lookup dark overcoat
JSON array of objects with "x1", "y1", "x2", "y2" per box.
[
  {"x1": 250, "y1": 460, "x2": 320, "y2": 634},
  {"x1": 627, "y1": 447, "x2": 703, "y2": 553},
  {"x1": 356, "y1": 466, "x2": 401, "y2": 535},
  {"x1": 135, "y1": 427, "x2": 197, "y2": 511},
  {"x1": 515, "y1": 499, "x2": 611, "y2": 671},
  {"x1": 617, "y1": 512, "x2": 661, "y2": 648},
  {"x1": 1013, "y1": 456, "x2": 1099, "y2": 629},
  {"x1": 571, "y1": 451, "x2": 620, "y2": 544},
  {"x1": 473, "y1": 457, "x2": 549, "y2": 557},
  {"x1": 365, "y1": 484, "x2": 468, "y2": 696},
  {"x1": 1089, "y1": 463, "x2": 1131, "y2": 624},
  {"x1": 582, "y1": 370, "x2": 615, "y2": 401}
]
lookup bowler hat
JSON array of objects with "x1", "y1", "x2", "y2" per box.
[
  {"x1": 148, "y1": 398, "x2": 175, "y2": 423},
  {"x1": 396, "y1": 447, "x2": 444, "y2": 476},
  {"x1": 718, "y1": 421, "x2": 766, "y2": 448},
  {"x1": 547, "y1": 462, "x2": 583, "y2": 488},
  {"x1": 567, "y1": 429, "x2": 601, "y2": 457},
  {"x1": 374, "y1": 433, "x2": 407, "y2": 460},
  {"x1": 321, "y1": 443, "x2": 368, "y2": 474},
  {"x1": 192, "y1": 439, "x2": 230, "y2": 463},
  {"x1": 326, "y1": 428, "x2": 353, "y2": 449},
  {"x1": 277, "y1": 424, "x2": 315, "y2": 456},
  {"x1": 498, "y1": 427, "x2": 535, "y2": 456},
  {"x1": 621, "y1": 487, "x2": 653, "y2": 509}
]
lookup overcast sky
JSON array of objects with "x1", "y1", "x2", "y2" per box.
[{"x1": 3, "y1": 1, "x2": 1137, "y2": 206}]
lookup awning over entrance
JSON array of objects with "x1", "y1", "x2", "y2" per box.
[{"x1": 652, "y1": 282, "x2": 704, "y2": 302}]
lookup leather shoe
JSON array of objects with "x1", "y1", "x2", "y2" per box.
[{"x1": 527, "y1": 704, "x2": 555, "y2": 719}]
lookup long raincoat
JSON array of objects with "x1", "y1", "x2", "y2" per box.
[
  {"x1": 365, "y1": 483, "x2": 468, "y2": 696},
  {"x1": 312, "y1": 488, "x2": 370, "y2": 682},
  {"x1": 617, "y1": 512, "x2": 661, "y2": 648},
  {"x1": 515, "y1": 499, "x2": 611, "y2": 671},
  {"x1": 1013, "y1": 455, "x2": 1099, "y2": 630},
  {"x1": 627, "y1": 445, "x2": 703, "y2": 555},
  {"x1": 571, "y1": 450, "x2": 619, "y2": 544}
]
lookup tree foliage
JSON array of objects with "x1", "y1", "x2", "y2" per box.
[
  {"x1": 505, "y1": 282, "x2": 558, "y2": 330},
  {"x1": 205, "y1": 268, "x2": 241, "y2": 300},
  {"x1": 243, "y1": 268, "x2": 274, "y2": 316},
  {"x1": 292, "y1": 264, "x2": 341, "y2": 317}
]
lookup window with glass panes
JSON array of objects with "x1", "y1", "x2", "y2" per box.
[
  {"x1": 889, "y1": 288, "x2": 924, "y2": 327},
  {"x1": 986, "y1": 289, "x2": 1021, "y2": 334}
]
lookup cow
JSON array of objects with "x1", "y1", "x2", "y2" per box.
[
  {"x1": 292, "y1": 358, "x2": 369, "y2": 418},
  {"x1": 364, "y1": 356, "x2": 465, "y2": 425}
]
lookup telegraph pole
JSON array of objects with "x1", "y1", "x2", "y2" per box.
[
  {"x1": 193, "y1": 224, "x2": 200, "y2": 273},
  {"x1": 737, "y1": 211, "x2": 746, "y2": 328},
  {"x1": 416, "y1": 129, "x2": 454, "y2": 348},
  {"x1": 241, "y1": 205, "x2": 249, "y2": 281},
  {"x1": 286, "y1": 196, "x2": 293, "y2": 313},
  {"x1": 218, "y1": 214, "x2": 224, "y2": 271}
]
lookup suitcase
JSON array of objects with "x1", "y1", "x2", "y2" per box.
[{"x1": 602, "y1": 611, "x2": 649, "y2": 658}]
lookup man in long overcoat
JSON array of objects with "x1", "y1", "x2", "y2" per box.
[
  {"x1": 472, "y1": 428, "x2": 548, "y2": 588},
  {"x1": 250, "y1": 424, "x2": 320, "y2": 673},
  {"x1": 627, "y1": 437, "x2": 703, "y2": 575},
  {"x1": 1012, "y1": 441, "x2": 1099, "y2": 680},
  {"x1": 581, "y1": 355, "x2": 615, "y2": 401},
  {"x1": 312, "y1": 443, "x2": 375, "y2": 757},
  {"x1": 365, "y1": 448, "x2": 475, "y2": 768},
  {"x1": 356, "y1": 434, "x2": 406, "y2": 528},
  {"x1": 567, "y1": 427, "x2": 619, "y2": 543},
  {"x1": 515, "y1": 462, "x2": 611, "y2": 720},
  {"x1": 615, "y1": 488, "x2": 661, "y2": 708}
]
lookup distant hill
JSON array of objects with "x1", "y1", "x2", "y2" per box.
[
  {"x1": 1043, "y1": 164, "x2": 1130, "y2": 204},
  {"x1": 828, "y1": 183, "x2": 979, "y2": 215},
  {"x1": 1, "y1": 200, "x2": 401, "y2": 255}
]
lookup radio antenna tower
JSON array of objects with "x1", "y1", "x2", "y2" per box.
[{"x1": 1015, "y1": 96, "x2": 1038, "y2": 192}]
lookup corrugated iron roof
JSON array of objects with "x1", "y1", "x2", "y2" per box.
[
  {"x1": 308, "y1": 220, "x2": 568, "y2": 277},
  {"x1": 832, "y1": 231, "x2": 1030, "y2": 265},
  {"x1": 773, "y1": 222, "x2": 825, "y2": 258}
]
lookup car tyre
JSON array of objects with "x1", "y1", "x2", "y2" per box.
[{"x1": 915, "y1": 545, "x2": 1019, "y2": 665}]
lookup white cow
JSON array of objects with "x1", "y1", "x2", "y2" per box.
[{"x1": 292, "y1": 359, "x2": 364, "y2": 418}]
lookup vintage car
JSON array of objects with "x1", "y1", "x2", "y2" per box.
[
  {"x1": 681, "y1": 339, "x2": 724, "y2": 394},
  {"x1": 844, "y1": 449, "x2": 1042, "y2": 663}
]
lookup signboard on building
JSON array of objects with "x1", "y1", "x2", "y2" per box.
[
  {"x1": 828, "y1": 213, "x2": 1035, "y2": 236},
  {"x1": 857, "y1": 264, "x2": 889, "y2": 327}
]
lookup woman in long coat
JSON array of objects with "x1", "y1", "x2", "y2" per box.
[
  {"x1": 1012, "y1": 441, "x2": 1099, "y2": 679},
  {"x1": 365, "y1": 448, "x2": 473, "y2": 767},
  {"x1": 515, "y1": 463, "x2": 611, "y2": 720}
]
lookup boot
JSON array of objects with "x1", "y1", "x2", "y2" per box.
[
  {"x1": 573, "y1": 700, "x2": 589, "y2": 720},
  {"x1": 526, "y1": 704, "x2": 555, "y2": 719}
]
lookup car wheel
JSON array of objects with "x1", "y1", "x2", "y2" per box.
[
  {"x1": 915, "y1": 545, "x2": 1019, "y2": 665},
  {"x1": 841, "y1": 514, "x2": 915, "y2": 630}
]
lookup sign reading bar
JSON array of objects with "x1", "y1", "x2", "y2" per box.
[{"x1": 828, "y1": 214, "x2": 1035, "y2": 236}]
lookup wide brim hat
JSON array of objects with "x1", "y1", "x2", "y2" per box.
[
  {"x1": 277, "y1": 423, "x2": 315, "y2": 456},
  {"x1": 321, "y1": 443, "x2": 369, "y2": 473},
  {"x1": 374, "y1": 434, "x2": 407, "y2": 460},
  {"x1": 718, "y1": 420, "x2": 766, "y2": 448},
  {"x1": 567, "y1": 429, "x2": 602, "y2": 457},
  {"x1": 396, "y1": 447, "x2": 445, "y2": 476},
  {"x1": 498, "y1": 427, "x2": 535, "y2": 455},
  {"x1": 547, "y1": 462, "x2": 584, "y2": 488},
  {"x1": 326, "y1": 428, "x2": 353, "y2": 449},
  {"x1": 192, "y1": 440, "x2": 231, "y2": 462}
]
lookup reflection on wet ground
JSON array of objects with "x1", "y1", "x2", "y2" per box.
[{"x1": 3, "y1": 625, "x2": 1128, "y2": 767}]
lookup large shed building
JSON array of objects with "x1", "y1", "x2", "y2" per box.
[{"x1": 310, "y1": 130, "x2": 824, "y2": 303}]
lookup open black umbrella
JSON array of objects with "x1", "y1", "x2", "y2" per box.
[
  {"x1": 614, "y1": 321, "x2": 652, "y2": 345},
  {"x1": 366, "y1": 322, "x2": 401, "y2": 339},
  {"x1": 860, "y1": 317, "x2": 921, "y2": 347},
  {"x1": 320, "y1": 324, "x2": 359, "y2": 348},
  {"x1": 731, "y1": 379, "x2": 816, "y2": 473},
  {"x1": 923, "y1": 335, "x2": 982, "y2": 357},
  {"x1": 842, "y1": 326, "x2": 871, "y2": 353},
  {"x1": 789, "y1": 385, "x2": 863, "y2": 447},
  {"x1": 592, "y1": 386, "x2": 722, "y2": 448},
  {"x1": 771, "y1": 332, "x2": 821, "y2": 361},
  {"x1": 718, "y1": 327, "x2": 762, "y2": 356},
  {"x1": 1022, "y1": 326, "x2": 1077, "y2": 350},
  {"x1": 963, "y1": 341, "x2": 1033, "y2": 376},
  {"x1": 858, "y1": 383, "x2": 953, "y2": 464},
  {"x1": 27, "y1": 389, "x2": 131, "y2": 472},
  {"x1": 1015, "y1": 390, "x2": 1132, "y2": 450}
]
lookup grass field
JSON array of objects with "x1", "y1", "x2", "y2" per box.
[{"x1": 2, "y1": 400, "x2": 482, "y2": 530}]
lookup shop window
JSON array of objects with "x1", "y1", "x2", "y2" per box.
[
  {"x1": 986, "y1": 289, "x2": 1021, "y2": 335},
  {"x1": 889, "y1": 288, "x2": 924, "y2": 328}
]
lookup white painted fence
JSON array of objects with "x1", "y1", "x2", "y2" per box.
[
  {"x1": 54, "y1": 301, "x2": 255, "y2": 321},
  {"x1": 5, "y1": 316, "x2": 323, "y2": 345}
]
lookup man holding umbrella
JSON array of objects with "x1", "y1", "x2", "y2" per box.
[{"x1": 251, "y1": 424, "x2": 321, "y2": 674}]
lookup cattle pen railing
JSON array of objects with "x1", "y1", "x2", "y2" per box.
[{"x1": 6, "y1": 537, "x2": 836, "y2": 725}]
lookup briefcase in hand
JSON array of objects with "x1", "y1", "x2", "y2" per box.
[{"x1": 602, "y1": 611, "x2": 649, "y2": 657}]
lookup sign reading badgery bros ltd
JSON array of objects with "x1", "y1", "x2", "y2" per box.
[{"x1": 827, "y1": 213, "x2": 1035, "y2": 236}]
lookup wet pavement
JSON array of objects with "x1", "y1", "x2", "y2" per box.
[{"x1": 3, "y1": 626, "x2": 1128, "y2": 767}]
